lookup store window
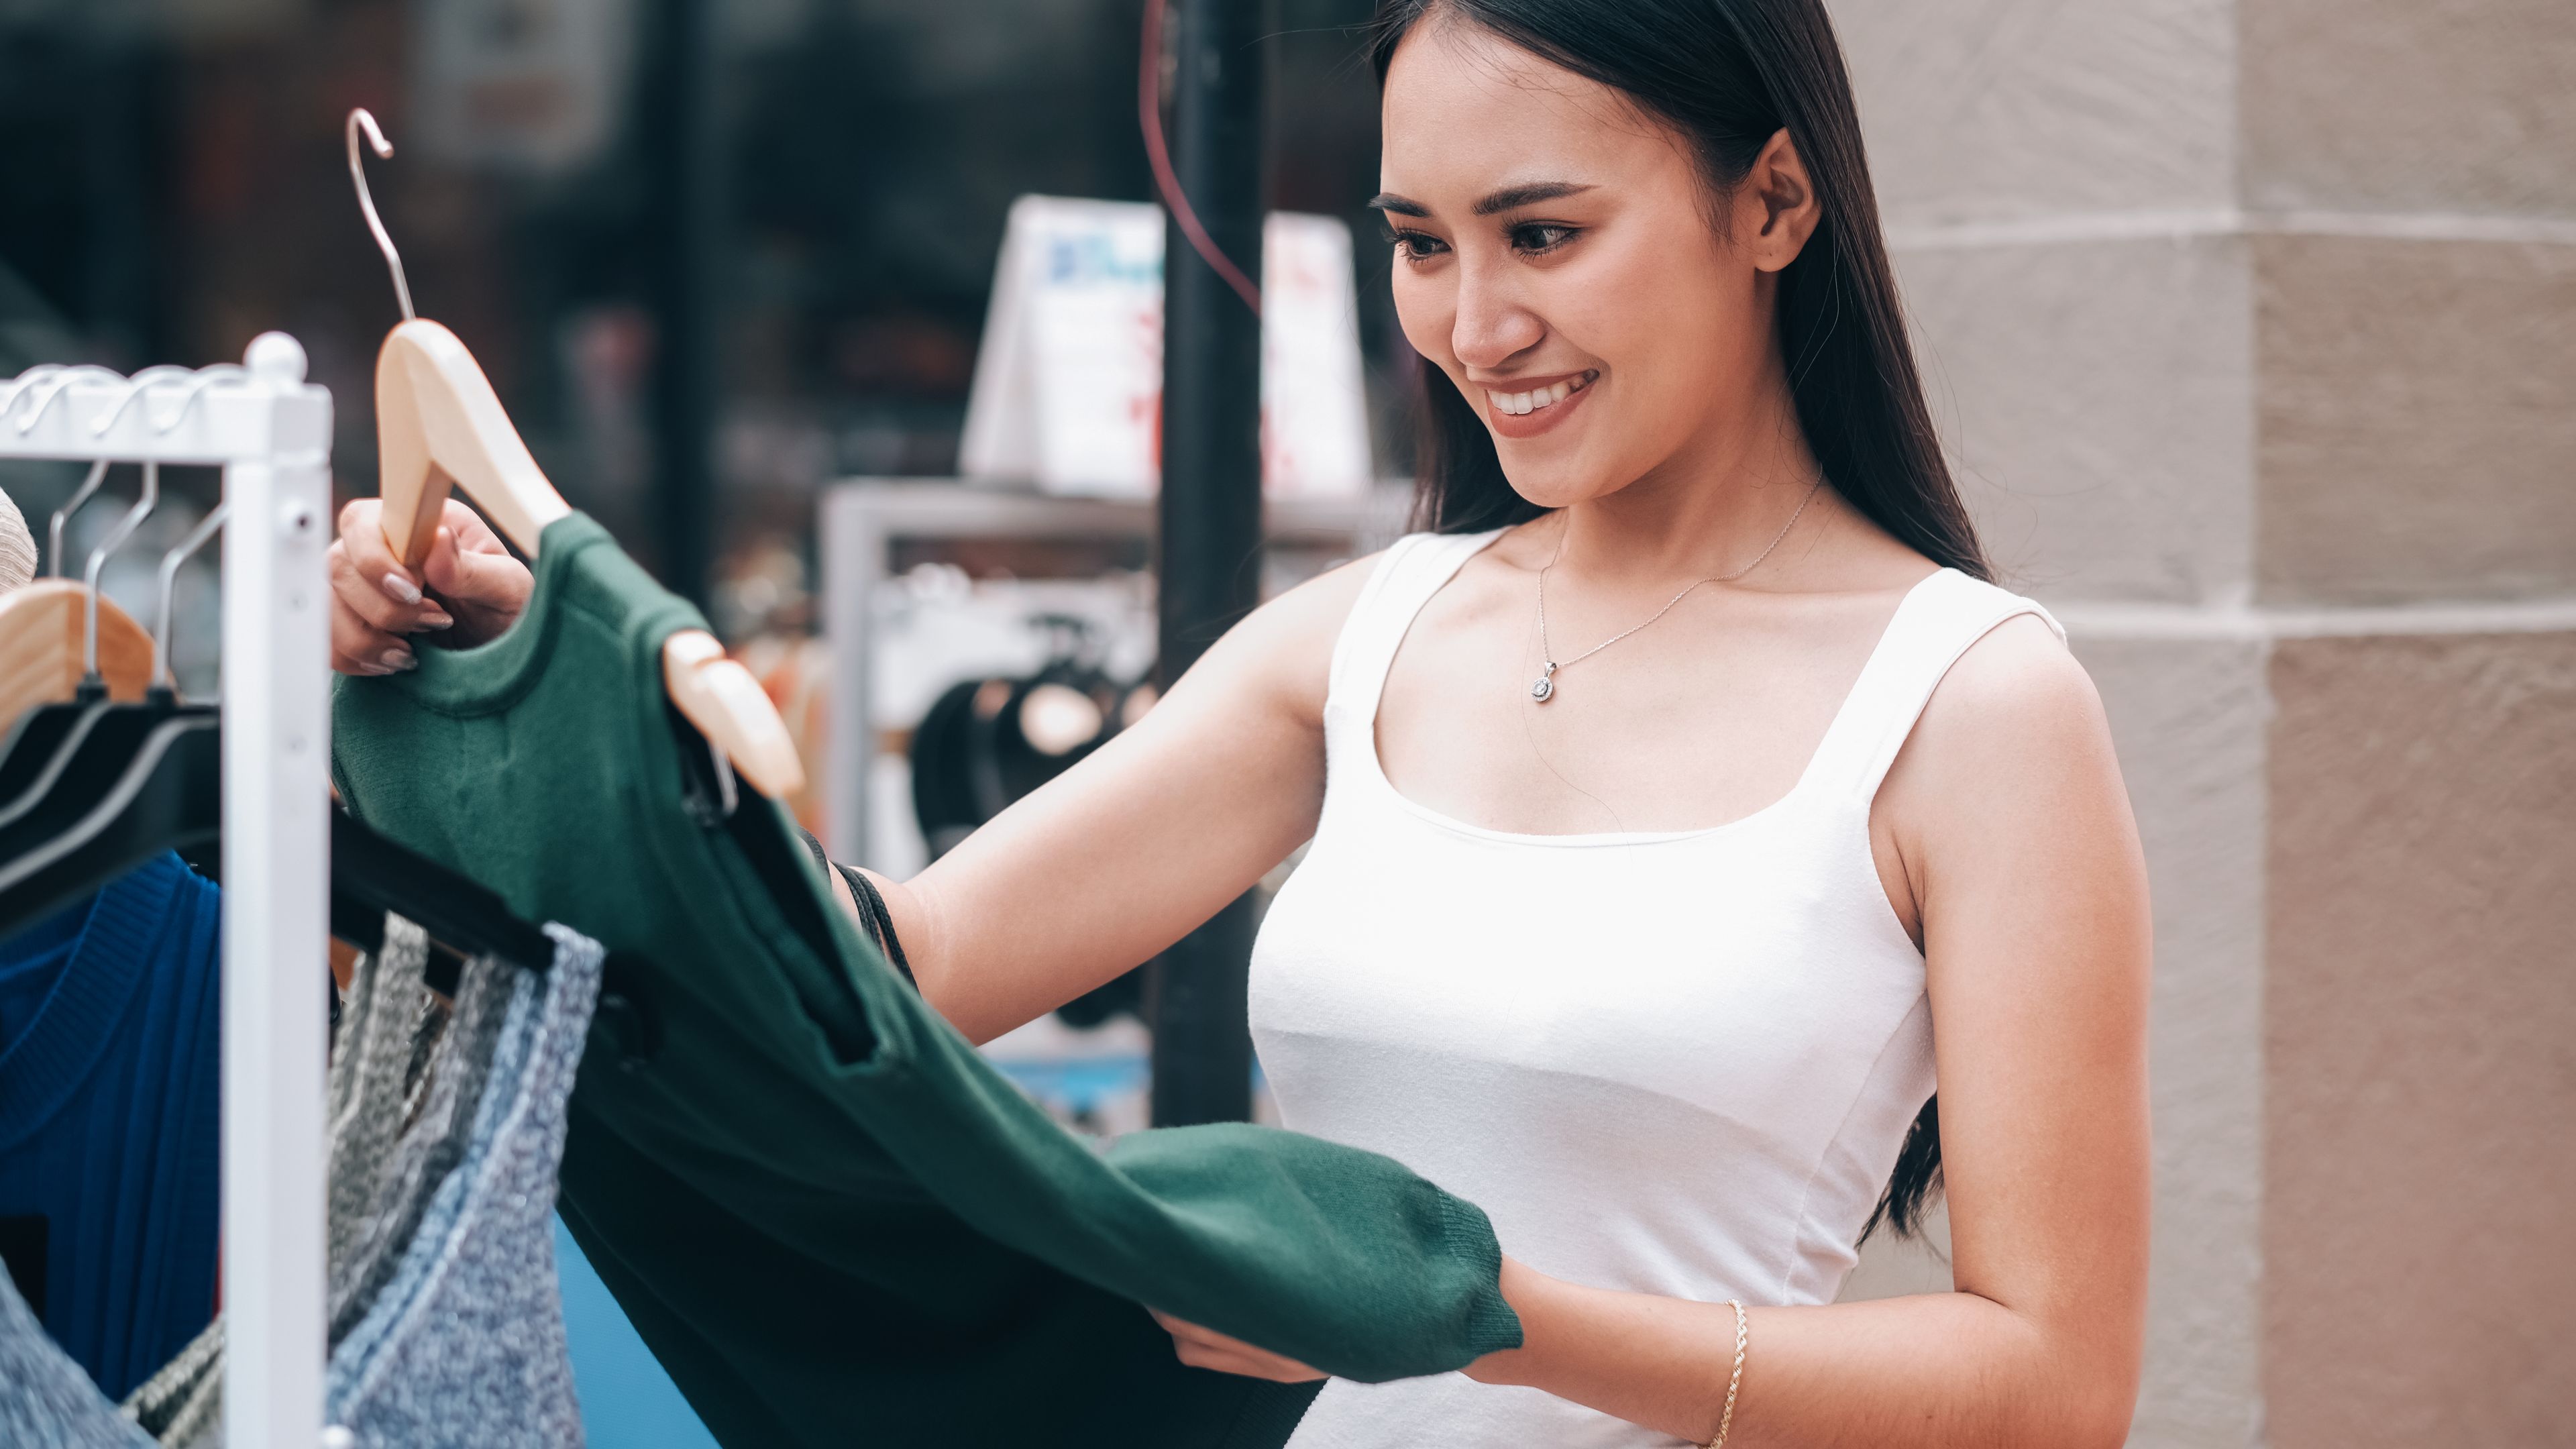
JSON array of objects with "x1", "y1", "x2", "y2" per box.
[{"x1": 0, "y1": 0, "x2": 1402, "y2": 647}]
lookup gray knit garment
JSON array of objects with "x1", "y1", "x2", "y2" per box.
[
  {"x1": 323, "y1": 923, "x2": 600, "y2": 1449},
  {"x1": 123, "y1": 922, "x2": 437, "y2": 1446},
  {"x1": 126, "y1": 920, "x2": 511, "y2": 1448},
  {"x1": 331, "y1": 949, "x2": 514, "y2": 1344},
  {"x1": 0, "y1": 1262, "x2": 154, "y2": 1448}
]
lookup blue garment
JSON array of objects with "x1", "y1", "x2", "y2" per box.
[
  {"x1": 325, "y1": 922, "x2": 600, "y2": 1448},
  {"x1": 0, "y1": 853, "x2": 221, "y2": 1401}
]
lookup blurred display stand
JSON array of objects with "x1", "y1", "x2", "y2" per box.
[
  {"x1": 960, "y1": 196, "x2": 1375, "y2": 501},
  {"x1": 818, "y1": 476, "x2": 1410, "y2": 871}
]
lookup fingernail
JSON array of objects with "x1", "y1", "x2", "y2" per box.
[
  {"x1": 419, "y1": 610, "x2": 455, "y2": 631},
  {"x1": 380, "y1": 647, "x2": 416, "y2": 672},
  {"x1": 380, "y1": 572, "x2": 423, "y2": 605},
  {"x1": 357, "y1": 663, "x2": 392, "y2": 677}
]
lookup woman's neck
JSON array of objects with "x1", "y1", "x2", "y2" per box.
[{"x1": 1547, "y1": 372, "x2": 1836, "y2": 589}]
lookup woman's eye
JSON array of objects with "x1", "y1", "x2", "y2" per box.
[
  {"x1": 1510, "y1": 223, "x2": 1578, "y2": 254},
  {"x1": 1388, "y1": 229, "x2": 1450, "y2": 262}
]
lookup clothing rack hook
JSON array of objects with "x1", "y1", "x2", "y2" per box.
[
  {"x1": 80, "y1": 461, "x2": 158, "y2": 681},
  {"x1": 88, "y1": 364, "x2": 196, "y2": 439},
  {"x1": 8, "y1": 365, "x2": 121, "y2": 437},
  {"x1": 154, "y1": 501, "x2": 227, "y2": 693},
  {"x1": 345, "y1": 109, "x2": 417, "y2": 323},
  {"x1": 47, "y1": 459, "x2": 112, "y2": 579},
  {"x1": 143, "y1": 365, "x2": 250, "y2": 436}
]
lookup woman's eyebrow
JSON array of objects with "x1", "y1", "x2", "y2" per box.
[
  {"x1": 1472, "y1": 180, "x2": 1595, "y2": 215},
  {"x1": 1367, "y1": 182, "x2": 1597, "y2": 219}
]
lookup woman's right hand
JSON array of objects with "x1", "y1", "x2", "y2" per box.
[{"x1": 327, "y1": 498, "x2": 533, "y2": 675}]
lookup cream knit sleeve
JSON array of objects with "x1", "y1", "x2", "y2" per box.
[{"x1": 0, "y1": 485, "x2": 36, "y2": 594}]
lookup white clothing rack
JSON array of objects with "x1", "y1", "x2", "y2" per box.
[{"x1": 0, "y1": 337, "x2": 334, "y2": 1448}]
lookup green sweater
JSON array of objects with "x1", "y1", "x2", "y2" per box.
[{"x1": 331, "y1": 514, "x2": 1519, "y2": 1448}]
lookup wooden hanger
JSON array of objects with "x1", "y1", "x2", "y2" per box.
[
  {"x1": 0, "y1": 461, "x2": 159, "y2": 730},
  {"x1": 349, "y1": 110, "x2": 805, "y2": 801},
  {"x1": 0, "y1": 584, "x2": 153, "y2": 727}
]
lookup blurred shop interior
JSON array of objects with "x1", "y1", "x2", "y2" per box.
[{"x1": 1, "y1": 0, "x2": 1409, "y2": 1124}]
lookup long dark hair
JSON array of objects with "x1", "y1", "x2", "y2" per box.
[{"x1": 1370, "y1": 0, "x2": 1980, "y2": 1240}]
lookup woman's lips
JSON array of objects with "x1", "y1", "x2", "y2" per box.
[{"x1": 1481, "y1": 370, "x2": 1597, "y2": 440}]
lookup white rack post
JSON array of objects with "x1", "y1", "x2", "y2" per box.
[{"x1": 0, "y1": 336, "x2": 335, "y2": 1448}]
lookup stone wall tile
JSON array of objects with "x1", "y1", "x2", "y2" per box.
[
  {"x1": 1895, "y1": 235, "x2": 2254, "y2": 604},
  {"x1": 2084, "y1": 635, "x2": 2269, "y2": 1449},
  {"x1": 1830, "y1": 0, "x2": 2237, "y2": 227},
  {"x1": 2243, "y1": 0, "x2": 2576, "y2": 217},
  {"x1": 2255, "y1": 235, "x2": 2576, "y2": 604},
  {"x1": 2265, "y1": 631, "x2": 2576, "y2": 1448}
]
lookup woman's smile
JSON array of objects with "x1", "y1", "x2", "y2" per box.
[{"x1": 1480, "y1": 368, "x2": 1598, "y2": 439}]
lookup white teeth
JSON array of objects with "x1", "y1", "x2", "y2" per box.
[{"x1": 1488, "y1": 374, "x2": 1592, "y2": 417}]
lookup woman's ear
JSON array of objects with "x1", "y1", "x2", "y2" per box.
[{"x1": 1737, "y1": 127, "x2": 1821, "y2": 273}]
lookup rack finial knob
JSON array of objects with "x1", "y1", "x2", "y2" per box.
[{"x1": 246, "y1": 331, "x2": 309, "y2": 384}]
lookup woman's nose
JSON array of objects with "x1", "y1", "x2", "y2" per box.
[{"x1": 1449, "y1": 266, "x2": 1545, "y2": 370}]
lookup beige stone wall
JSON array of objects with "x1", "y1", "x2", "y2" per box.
[
  {"x1": 1827, "y1": 0, "x2": 2576, "y2": 1444},
  {"x1": 2255, "y1": 235, "x2": 2576, "y2": 604},
  {"x1": 2265, "y1": 632, "x2": 2576, "y2": 1448}
]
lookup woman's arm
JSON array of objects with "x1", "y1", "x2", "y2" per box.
[
  {"x1": 851, "y1": 557, "x2": 1377, "y2": 1044},
  {"x1": 1159, "y1": 616, "x2": 2153, "y2": 1449},
  {"x1": 320, "y1": 494, "x2": 1368, "y2": 1046}
]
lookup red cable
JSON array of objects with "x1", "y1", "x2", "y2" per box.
[{"x1": 1140, "y1": 0, "x2": 1264, "y2": 315}]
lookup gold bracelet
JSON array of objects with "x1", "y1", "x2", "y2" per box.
[{"x1": 1705, "y1": 1299, "x2": 1748, "y2": 1449}]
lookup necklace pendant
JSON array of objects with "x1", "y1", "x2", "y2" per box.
[{"x1": 1529, "y1": 661, "x2": 1557, "y2": 703}]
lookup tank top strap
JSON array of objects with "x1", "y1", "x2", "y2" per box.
[
  {"x1": 1799, "y1": 569, "x2": 2067, "y2": 804},
  {"x1": 1327, "y1": 529, "x2": 1507, "y2": 720}
]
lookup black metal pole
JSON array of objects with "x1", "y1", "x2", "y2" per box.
[
  {"x1": 645, "y1": 0, "x2": 720, "y2": 609},
  {"x1": 1148, "y1": 0, "x2": 1265, "y2": 1128}
]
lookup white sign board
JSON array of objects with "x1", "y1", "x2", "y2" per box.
[
  {"x1": 412, "y1": 0, "x2": 633, "y2": 174},
  {"x1": 960, "y1": 195, "x2": 1374, "y2": 500}
]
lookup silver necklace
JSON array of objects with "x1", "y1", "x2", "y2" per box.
[{"x1": 1529, "y1": 476, "x2": 1823, "y2": 703}]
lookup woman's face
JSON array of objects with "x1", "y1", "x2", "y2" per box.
[{"x1": 1377, "y1": 21, "x2": 1807, "y2": 508}]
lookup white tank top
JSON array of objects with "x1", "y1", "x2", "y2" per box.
[{"x1": 1250, "y1": 529, "x2": 2063, "y2": 1448}]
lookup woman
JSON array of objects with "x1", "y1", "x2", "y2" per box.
[{"x1": 327, "y1": 1, "x2": 2151, "y2": 1443}]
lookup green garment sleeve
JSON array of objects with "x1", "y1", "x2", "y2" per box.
[{"x1": 330, "y1": 514, "x2": 1517, "y2": 1449}]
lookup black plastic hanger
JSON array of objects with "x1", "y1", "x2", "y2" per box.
[
  {"x1": 0, "y1": 688, "x2": 195, "y2": 837},
  {"x1": 0, "y1": 710, "x2": 219, "y2": 940},
  {"x1": 327, "y1": 808, "x2": 661, "y2": 1061},
  {"x1": 328, "y1": 808, "x2": 554, "y2": 972}
]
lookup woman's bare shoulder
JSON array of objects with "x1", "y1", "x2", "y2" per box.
[
  {"x1": 1931, "y1": 612, "x2": 2102, "y2": 741},
  {"x1": 1171, "y1": 547, "x2": 1393, "y2": 718},
  {"x1": 1890, "y1": 610, "x2": 2123, "y2": 836}
]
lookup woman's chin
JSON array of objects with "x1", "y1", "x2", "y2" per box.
[{"x1": 1499, "y1": 456, "x2": 1626, "y2": 514}]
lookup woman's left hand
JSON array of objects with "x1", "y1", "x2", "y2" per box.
[{"x1": 1148, "y1": 1310, "x2": 1327, "y2": 1382}]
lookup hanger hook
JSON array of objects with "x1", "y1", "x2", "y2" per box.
[
  {"x1": 48, "y1": 459, "x2": 112, "y2": 580},
  {"x1": 347, "y1": 109, "x2": 417, "y2": 322},
  {"x1": 154, "y1": 501, "x2": 227, "y2": 695},
  {"x1": 83, "y1": 462, "x2": 158, "y2": 680}
]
